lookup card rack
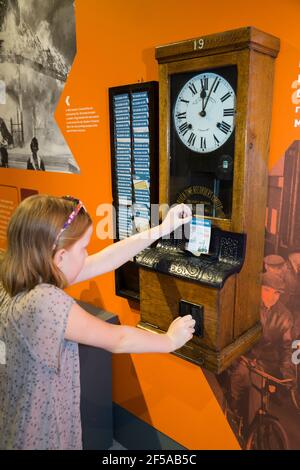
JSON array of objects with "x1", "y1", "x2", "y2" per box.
[{"x1": 109, "y1": 81, "x2": 159, "y2": 301}]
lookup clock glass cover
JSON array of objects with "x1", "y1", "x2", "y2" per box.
[{"x1": 174, "y1": 72, "x2": 236, "y2": 153}]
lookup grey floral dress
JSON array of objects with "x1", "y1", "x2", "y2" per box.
[{"x1": 0, "y1": 283, "x2": 82, "y2": 449}]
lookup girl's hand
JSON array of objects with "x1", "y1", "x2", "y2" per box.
[
  {"x1": 166, "y1": 314, "x2": 196, "y2": 351},
  {"x1": 160, "y1": 203, "x2": 192, "y2": 236}
]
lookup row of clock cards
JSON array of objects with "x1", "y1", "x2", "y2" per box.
[{"x1": 113, "y1": 91, "x2": 151, "y2": 239}]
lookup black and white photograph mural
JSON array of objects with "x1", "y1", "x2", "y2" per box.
[
  {"x1": 0, "y1": 0, "x2": 79, "y2": 173},
  {"x1": 204, "y1": 141, "x2": 300, "y2": 450}
]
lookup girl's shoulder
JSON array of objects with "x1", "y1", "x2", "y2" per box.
[
  {"x1": 13, "y1": 283, "x2": 74, "y2": 313},
  {"x1": 14, "y1": 283, "x2": 76, "y2": 325},
  {"x1": 27, "y1": 283, "x2": 73, "y2": 302},
  {"x1": 33, "y1": 283, "x2": 66, "y2": 293}
]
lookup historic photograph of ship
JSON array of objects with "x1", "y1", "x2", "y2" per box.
[{"x1": 0, "y1": 0, "x2": 79, "y2": 173}]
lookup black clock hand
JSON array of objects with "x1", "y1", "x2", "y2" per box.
[
  {"x1": 203, "y1": 77, "x2": 218, "y2": 112},
  {"x1": 200, "y1": 88, "x2": 206, "y2": 117}
]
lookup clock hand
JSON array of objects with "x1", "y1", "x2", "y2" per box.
[
  {"x1": 200, "y1": 88, "x2": 206, "y2": 117},
  {"x1": 203, "y1": 77, "x2": 218, "y2": 112}
]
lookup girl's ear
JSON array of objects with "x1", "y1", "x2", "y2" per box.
[{"x1": 53, "y1": 248, "x2": 66, "y2": 268}]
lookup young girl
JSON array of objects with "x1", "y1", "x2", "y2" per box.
[{"x1": 0, "y1": 194, "x2": 194, "y2": 450}]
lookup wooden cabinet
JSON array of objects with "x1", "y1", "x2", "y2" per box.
[{"x1": 137, "y1": 28, "x2": 280, "y2": 373}]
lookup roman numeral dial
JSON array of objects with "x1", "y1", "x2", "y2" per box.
[{"x1": 173, "y1": 71, "x2": 236, "y2": 153}]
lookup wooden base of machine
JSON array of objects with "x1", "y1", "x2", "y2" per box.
[
  {"x1": 138, "y1": 268, "x2": 262, "y2": 373},
  {"x1": 138, "y1": 321, "x2": 261, "y2": 374}
]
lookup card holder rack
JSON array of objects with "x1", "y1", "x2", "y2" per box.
[{"x1": 109, "y1": 81, "x2": 159, "y2": 300}]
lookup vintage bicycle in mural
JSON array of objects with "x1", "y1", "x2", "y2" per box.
[{"x1": 223, "y1": 355, "x2": 300, "y2": 450}]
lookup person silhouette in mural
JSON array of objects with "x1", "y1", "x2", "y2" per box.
[
  {"x1": 27, "y1": 137, "x2": 45, "y2": 171},
  {"x1": 229, "y1": 272, "x2": 297, "y2": 418},
  {"x1": 0, "y1": 139, "x2": 9, "y2": 168},
  {"x1": 281, "y1": 252, "x2": 300, "y2": 337},
  {"x1": 263, "y1": 252, "x2": 300, "y2": 340},
  {"x1": 0, "y1": 117, "x2": 13, "y2": 168},
  {"x1": 264, "y1": 254, "x2": 289, "y2": 306},
  {"x1": 264, "y1": 254, "x2": 286, "y2": 278}
]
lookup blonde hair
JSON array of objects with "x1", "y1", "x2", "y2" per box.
[{"x1": 1, "y1": 194, "x2": 92, "y2": 297}]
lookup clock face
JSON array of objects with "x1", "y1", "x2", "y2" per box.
[{"x1": 173, "y1": 72, "x2": 236, "y2": 153}]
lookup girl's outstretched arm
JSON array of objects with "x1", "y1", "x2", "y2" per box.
[
  {"x1": 65, "y1": 302, "x2": 195, "y2": 354},
  {"x1": 72, "y1": 204, "x2": 191, "y2": 284}
]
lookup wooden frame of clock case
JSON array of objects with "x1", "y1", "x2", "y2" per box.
[{"x1": 138, "y1": 27, "x2": 280, "y2": 373}]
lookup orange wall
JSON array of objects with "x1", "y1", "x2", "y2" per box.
[{"x1": 2, "y1": 0, "x2": 300, "y2": 449}]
